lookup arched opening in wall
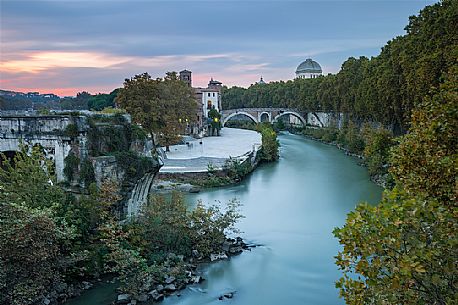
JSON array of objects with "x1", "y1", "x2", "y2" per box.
[
  {"x1": 0, "y1": 151, "x2": 20, "y2": 169},
  {"x1": 223, "y1": 113, "x2": 257, "y2": 129},
  {"x1": 260, "y1": 112, "x2": 270, "y2": 123}
]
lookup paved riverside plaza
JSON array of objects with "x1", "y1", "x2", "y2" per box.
[{"x1": 160, "y1": 128, "x2": 261, "y2": 173}]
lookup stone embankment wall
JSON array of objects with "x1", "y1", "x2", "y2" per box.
[{"x1": 0, "y1": 112, "x2": 162, "y2": 218}]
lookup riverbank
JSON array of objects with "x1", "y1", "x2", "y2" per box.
[
  {"x1": 160, "y1": 128, "x2": 261, "y2": 173},
  {"x1": 289, "y1": 126, "x2": 391, "y2": 189},
  {"x1": 112, "y1": 238, "x2": 250, "y2": 305},
  {"x1": 155, "y1": 127, "x2": 276, "y2": 191},
  {"x1": 62, "y1": 133, "x2": 383, "y2": 305},
  {"x1": 154, "y1": 148, "x2": 262, "y2": 191}
]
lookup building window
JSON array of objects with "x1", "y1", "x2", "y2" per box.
[
  {"x1": 208, "y1": 93, "x2": 210, "y2": 97},
  {"x1": 212, "y1": 93, "x2": 215, "y2": 97},
  {"x1": 207, "y1": 100, "x2": 212, "y2": 109}
]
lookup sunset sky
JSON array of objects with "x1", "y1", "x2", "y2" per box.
[{"x1": 1, "y1": 0, "x2": 435, "y2": 97}]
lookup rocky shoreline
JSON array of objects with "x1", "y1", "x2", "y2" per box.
[
  {"x1": 113, "y1": 237, "x2": 251, "y2": 305},
  {"x1": 60, "y1": 237, "x2": 252, "y2": 305}
]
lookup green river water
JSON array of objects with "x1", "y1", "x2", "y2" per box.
[{"x1": 67, "y1": 132, "x2": 382, "y2": 305}]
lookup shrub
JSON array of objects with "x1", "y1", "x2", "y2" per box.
[
  {"x1": 223, "y1": 158, "x2": 251, "y2": 180},
  {"x1": 258, "y1": 124, "x2": 279, "y2": 162},
  {"x1": 131, "y1": 192, "x2": 243, "y2": 258},
  {"x1": 63, "y1": 123, "x2": 79, "y2": 138},
  {"x1": 362, "y1": 127, "x2": 393, "y2": 176},
  {"x1": 114, "y1": 151, "x2": 155, "y2": 181},
  {"x1": 63, "y1": 153, "x2": 80, "y2": 181},
  {"x1": 80, "y1": 159, "x2": 95, "y2": 187}
]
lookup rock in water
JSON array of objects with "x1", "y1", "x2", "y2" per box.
[
  {"x1": 136, "y1": 294, "x2": 148, "y2": 302},
  {"x1": 164, "y1": 284, "x2": 177, "y2": 291},
  {"x1": 148, "y1": 290, "x2": 164, "y2": 302},
  {"x1": 210, "y1": 252, "x2": 228, "y2": 261},
  {"x1": 116, "y1": 294, "x2": 131, "y2": 304}
]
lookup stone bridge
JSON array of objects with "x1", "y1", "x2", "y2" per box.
[{"x1": 221, "y1": 108, "x2": 341, "y2": 128}]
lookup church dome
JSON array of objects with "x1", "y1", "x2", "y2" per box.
[{"x1": 296, "y1": 58, "x2": 322, "y2": 74}]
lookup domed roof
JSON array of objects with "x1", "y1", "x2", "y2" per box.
[{"x1": 296, "y1": 58, "x2": 322, "y2": 74}]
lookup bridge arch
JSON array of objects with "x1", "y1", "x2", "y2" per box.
[
  {"x1": 273, "y1": 111, "x2": 306, "y2": 126},
  {"x1": 259, "y1": 112, "x2": 271, "y2": 123},
  {"x1": 222, "y1": 111, "x2": 258, "y2": 127}
]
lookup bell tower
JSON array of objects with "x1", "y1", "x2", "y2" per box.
[{"x1": 179, "y1": 69, "x2": 192, "y2": 87}]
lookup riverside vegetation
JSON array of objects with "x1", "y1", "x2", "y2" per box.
[
  {"x1": 224, "y1": 1, "x2": 457, "y2": 303},
  {"x1": 1, "y1": 1, "x2": 456, "y2": 304},
  {"x1": 0, "y1": 147, "x2": 245, "y2": 305}
]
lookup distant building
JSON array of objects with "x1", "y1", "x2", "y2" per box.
[
  {"x1": 179, "y1": 70, "x2": 223, "y2": 136},
  {"x1": 179, "y1": 69, "x2": 192, "y2": 87},
  {"x1": 295, "y1": 58, "x2": 322, "y2": 79},
  {"x1": 257, "y1": 76, "x2": 266, "y2": 85}
]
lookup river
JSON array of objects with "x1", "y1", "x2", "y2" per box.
[{"x1": 67, "y1": 132, "x2": 382, "y2": 305}]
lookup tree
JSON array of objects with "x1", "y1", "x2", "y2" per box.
[
  {"x1": 0, "y1": 146, "x2": 72, "y2": 305},
  {"x1": 333, "y1": 66, "x2": 457, "y2": 305},
  {"x1": 88, "y1": 89, "x2": 119, "y2": 111},
  {"x1": 115, "y1": 72, "x2": 197, "y2": 151},
  {"x1": 208, "y1": 108, "x2": 222, "y2": 136},
  {"x1": 0, "y1": 203, "x2": 63, "y2": 305},
  {"x1": 390, "y1": 72, "x2": 457, "y2": 203},
  {"x1": 334, "y1": 189, "x2": 456, "y2": 305},
  {"x1": 258, "y1": 124, "x2": 279, "y2": 162},
  {"x1": 0, "y1": 145, "x2": 66, "y2": 211}
]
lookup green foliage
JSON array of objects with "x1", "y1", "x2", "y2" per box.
[
  {"x1": 88, "y1": 89, "x2": 119, "y2": 111},
  {"x1": 206, "y1": 161, "x2": 217, "y2": 174},
  {"x1": 86, "y1": 114, "x2": 149, "y2": 156},
  {"x1": 273, "y1": 119, "x2": 286, "y2": 131},
  {"x1": 79, "y1": 159, "x2": 95, "y2": 187},
  {"x1": 99, "y1": 107, "x2": 126, "y2": 115},
  {"x1": 334, "y1": 189, "x2": 457, "y2": 305},
  {"x1": 343, "y1": 122, "x2": 365, "y2": 154},
  {"x1": 362, "y1": 126, "x2": 393, "y2": 176},
  {"x1": 64, "y1": 123, "x2": 79, "y2": 138},
  {"x1": 116, "y1": 72, "x2": 197, "y2": 147},
  {"x1": 0, "y1": 203, "x2": 63, "y2": 305},
  {"x1": 390, "y1": 73, "x2": 457, "y2": 203},
  {"x1": 221, "y1": 0, "x2": 457, "y2": 133},
  {"x1": 64, "y1": 152, "x2": 80, "y2": 181},
  {"x1": 303, "y1": 126, "x2": 339, "y2": 143},
  {"x1": 224, "y1": 120, "x2": 257, "y2": 130},
  {"x1": 335, "y1": 3, "x2": 458, "y2": 301},
  {"x1": 258, "y1": 124, "x2": 279, "y2": 162},
  {"x1": 131, "y1": 192, "x2": 243, "y2": 258},
  {"x1": 114, "y1": 151, "x2": 155, "y2": 181},
  {"x1": 0, "y1": 146, "x2": 66, "y2": 210},
  {"x1": 223, "y1": 158, "x2": 252, "y2": 181},
  {"x1": 131, "y1": 124, "x2": 147, "y2": 141},
  {"x1": 208, "y1": 108, "x2": 222, "y2": 131},
  {"x1": 0, "y1": 147, "x2": 75, "y2": 305}
]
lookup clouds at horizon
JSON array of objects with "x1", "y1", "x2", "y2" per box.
[{"x1": 1, "y1": 0, "x2": 435, "y2": 96}]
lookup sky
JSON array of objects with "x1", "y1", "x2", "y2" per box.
[{"x1": 1, "y1": 0, "x2": 437, "y2": 97}]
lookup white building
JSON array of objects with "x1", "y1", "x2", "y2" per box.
[
  {"x1": 199, "y1": 78, "x2": 222, "y2": 118},
  {"x1": 295, "y1": 58, "x2": 322, "y2": 79},
  {"x1": 201, "y1": 88, "x2": 220, "y2": 118}
]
